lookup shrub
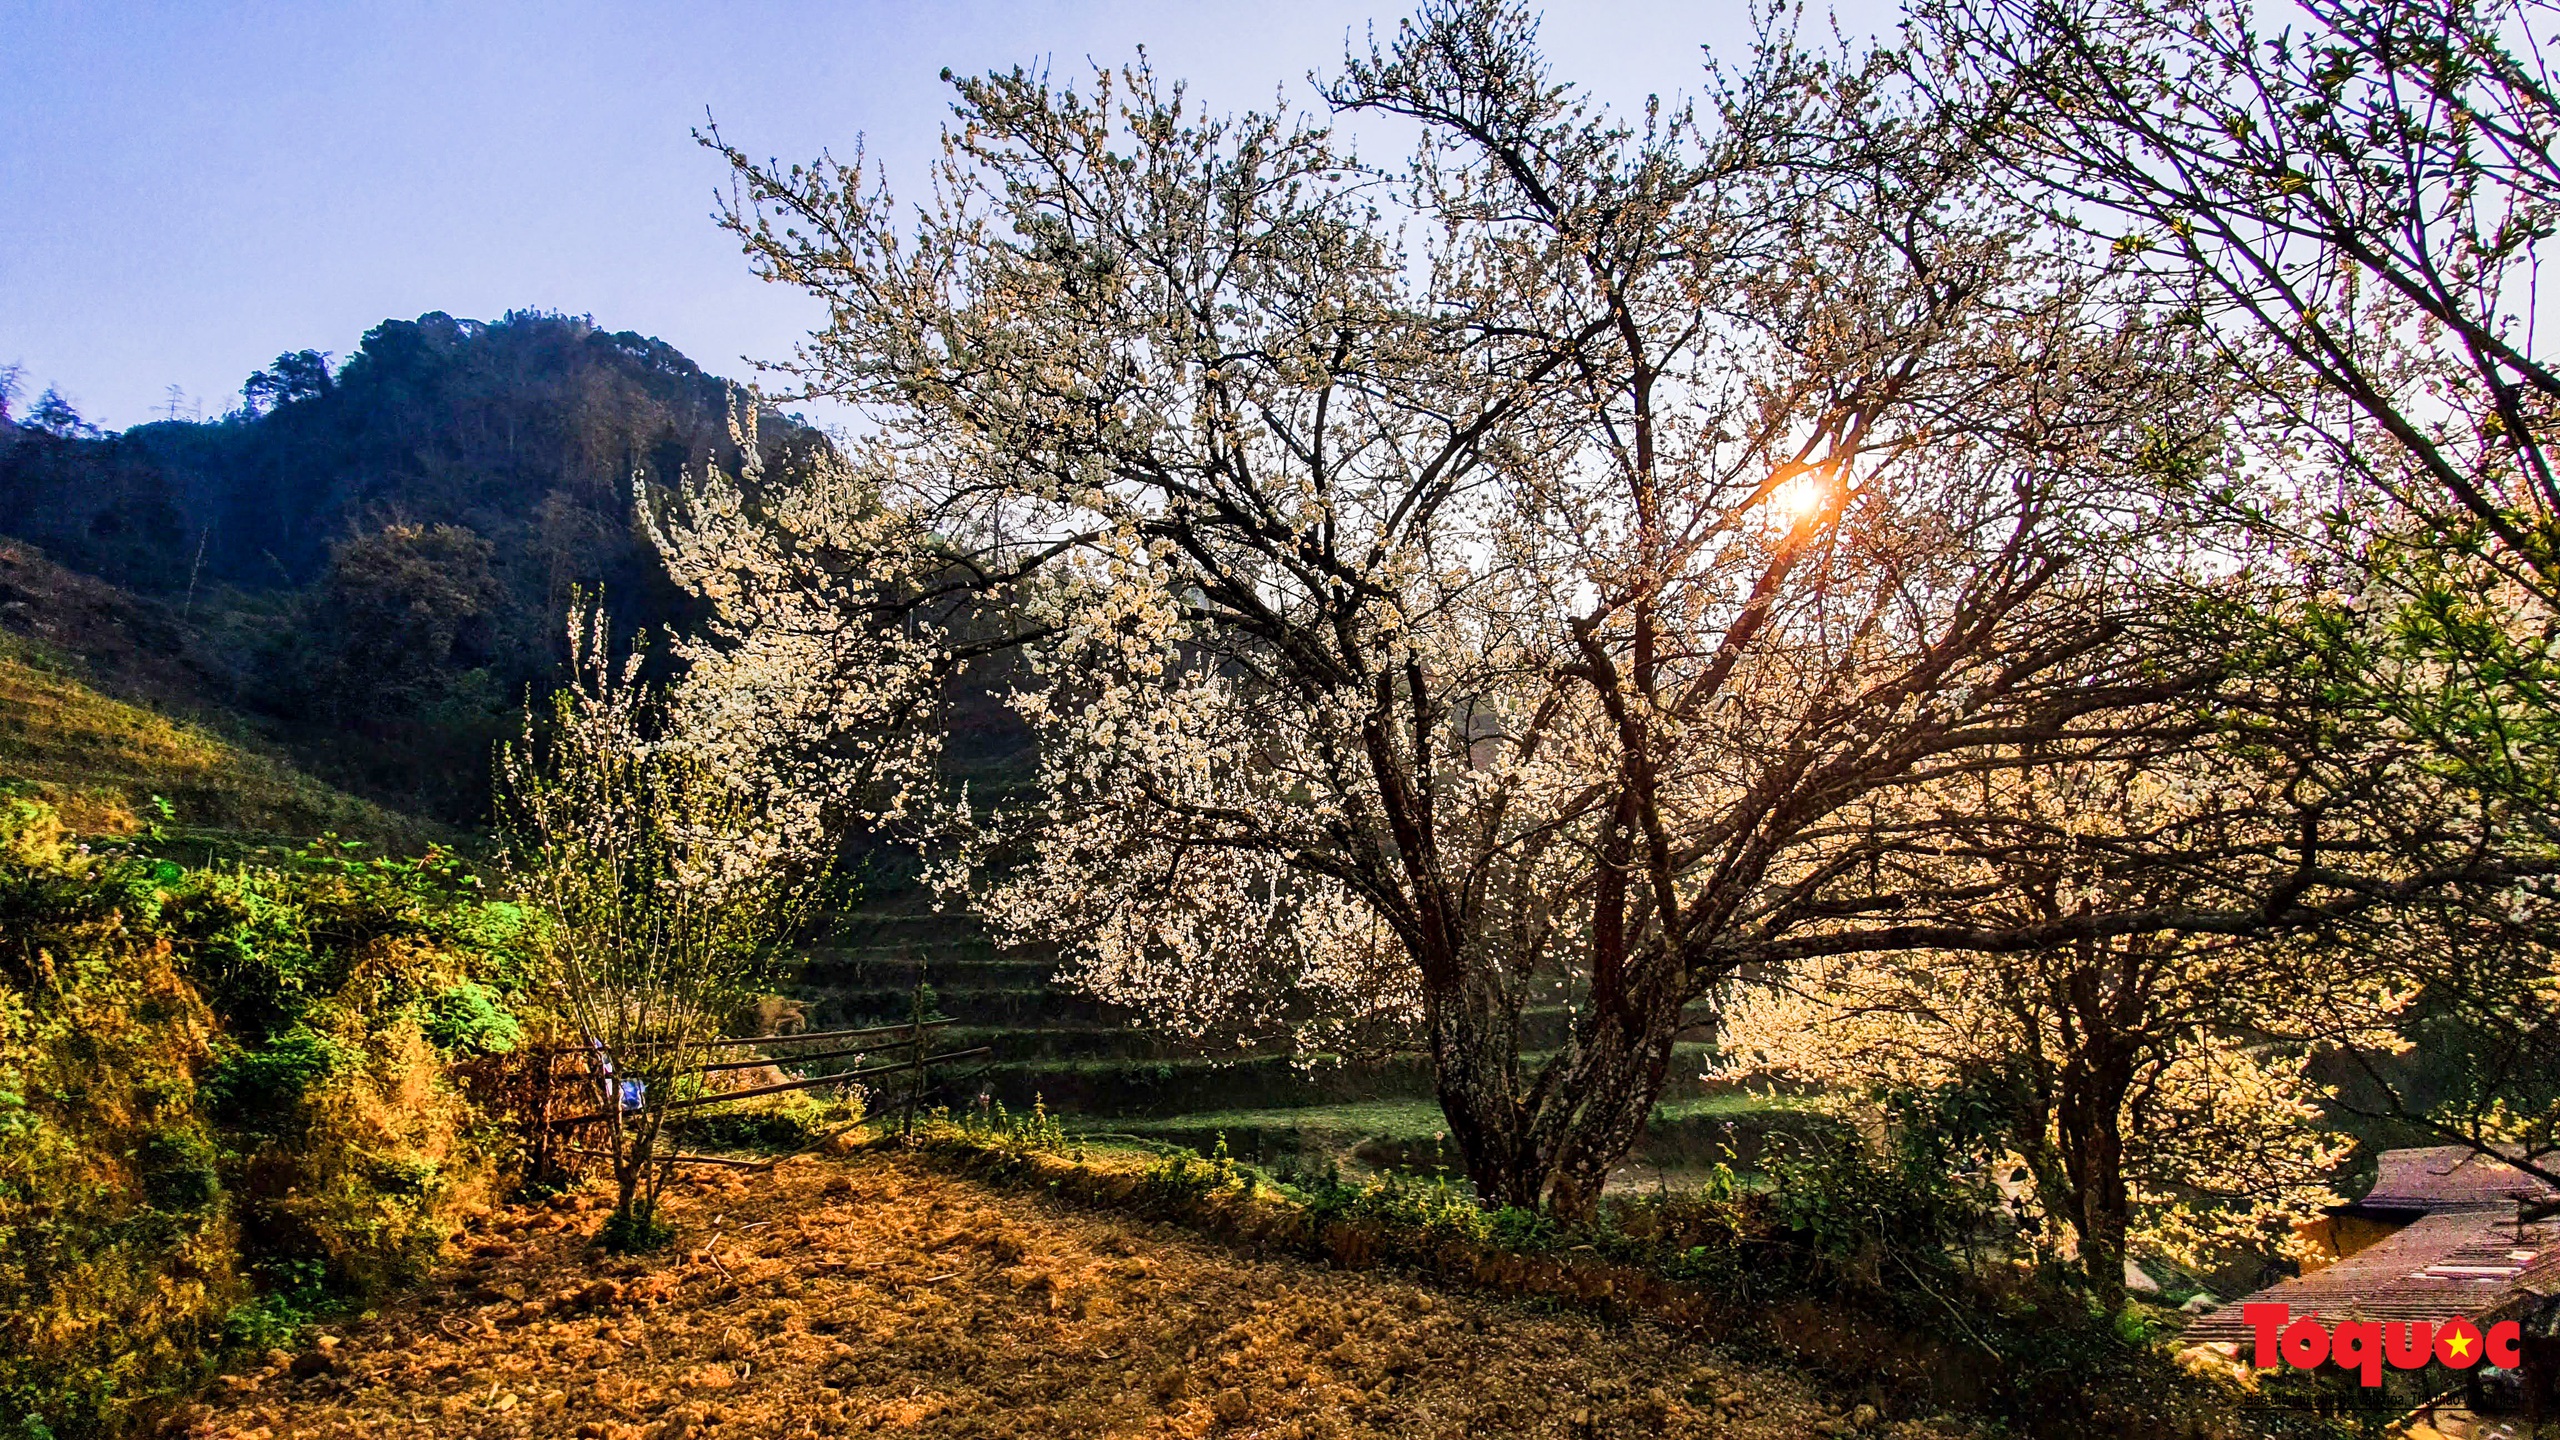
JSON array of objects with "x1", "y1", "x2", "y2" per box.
[
  {"x1": 205, "y1": 1025, "x2": 356, "y2": 1125},
  {"x1": 0, "y1": 800, "x2": 531, "y2": 1435},
  {"x1": 218, "y1": 1258, "x2": 329, "y2": 1354},
  {"x1": 0, "y1": 804, "x2": 238, "y2": 1438},
  {"x1": 599, "y1": 1208, "x2": 675, "y2": 1254},
  {"x1": 1296, "y1": 1166, "x2": 1494, "y2": 1245},
  {"x1": 1139, "y1": 1136, "x2": 1245, "y2": 1206},
  {"x1": 670, "y1": 1090, "x2": 865, "y2": 1153},
  {"x1": 267, "y1": 1017, "x2": 496, "y2": 1294},
  {"x1": 416, "y1": 980, "x2": 520, "y2": 1055}
]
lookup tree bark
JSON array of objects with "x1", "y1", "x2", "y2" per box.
[
  {"x1": 2055, "y1": 1044, "x2": 2134, "y2": 1312},
  {"x1": 1427, "y1": 952, "x2": 1689, "y2": 1220}
]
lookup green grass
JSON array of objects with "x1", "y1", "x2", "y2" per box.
[
  {"x1": 1654, "y1": 1092, "x2": 1793, "y2": 1121},
  {"x1": 1090, "y1": 1098, "x2": 1451, "y2": 1140},
  {"x1": 0, "y1": 632, "x2": 442, "y2": 849},
  {"x1": 1064, "y1": 1090, "x2": 1832, "y2": 1190}
]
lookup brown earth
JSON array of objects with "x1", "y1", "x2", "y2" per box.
[{"x1": 181, "y1": 1148, "x2": 1949, "y2": 1440}]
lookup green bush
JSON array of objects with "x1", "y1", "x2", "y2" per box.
[
  {"x1": 136, "y1": 1129, "x2": 221, "y2": 1213},
  {"x1": 0, "y1": 799, "x2": 530, "y2": 1436},
  {"x1": 599, "y1": 1208, "x2": 675, "y2": 1255},
  {"x1": 915, "y1": 1095, "x2": 1076, "y2": 1162},
  {"x1": 671, "y1": 1091, "x2": 865, "y2": 1152},
  {"x1": 416, "y1": 981, "x2": 520, "y2": 1055},
  {"x1": 205, "y1": 1025, "x2": 356, "y2": 1124},
  {"x1": 1140, "y1": 1135, "x2": 1244, "y2": 1206},
  {"x1": 219, "y1": 1259, "x2": 328, "y2": 1354}
]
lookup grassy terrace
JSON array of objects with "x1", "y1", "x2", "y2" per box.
[
  {"x1": 1065, "y1": 1092, "x2": 1837, "y2": 1190},
  {"x1": 785, "y1": 865, "x2": 1780, "y2": 1194}
]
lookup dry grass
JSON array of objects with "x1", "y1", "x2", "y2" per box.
[
  {"x1": 0, "y1": 634, "x2": 429, "y2": 843},
  {"x1": 179, "y1": 1148, "x2": 1957, "y2": 1440}
]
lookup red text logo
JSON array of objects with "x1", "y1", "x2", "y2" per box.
[{"x1": 2244, "y1": 1304, "x2": 2521, "y2": 1387}]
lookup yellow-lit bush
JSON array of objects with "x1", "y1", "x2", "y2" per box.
[
  {"x1": 272, "y1": 1015, "x2": 496, "y2": 1293},
  {"x1": 0, "y1": 798, "x2": 532, "y2": 1434},
  {"x1": 0, "y1": 801, "x2": 241, "y2": 1435}
]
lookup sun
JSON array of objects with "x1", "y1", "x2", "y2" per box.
[{"x1": 1761, "y1": 468, "x2": 1843, "y2": 535}]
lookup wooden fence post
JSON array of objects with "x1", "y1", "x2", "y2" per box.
[{"x1": 902, "y1": 985, "x2": 929, "y2": 1137}]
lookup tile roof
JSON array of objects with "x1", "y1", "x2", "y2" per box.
[
  {"x1": 2362, "y1": 1147, "x2": 2557, "y2": 1213},
  {"x1": 2183, "y1": 1148, "x2": 2560, "y2": 1347}
]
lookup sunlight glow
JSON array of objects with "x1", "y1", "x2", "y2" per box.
[{"x1": 1760, "y1": 468, "x2": 1844, "y2": 536}]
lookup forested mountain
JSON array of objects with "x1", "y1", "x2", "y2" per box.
[{"x1": 0, "y1": 311, "x2": 825, "y2": 819}]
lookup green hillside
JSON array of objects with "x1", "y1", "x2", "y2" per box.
[
  {"x1": 0, "y1": 312, "x2": 831, "y2": 822},
  {"x1": 0, "y1": 631, "x2": 439, "y2": 850}
]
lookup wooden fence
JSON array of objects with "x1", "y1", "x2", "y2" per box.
[{"x1": 465, "y1": 994, "x2": 987, "y2": 1181}]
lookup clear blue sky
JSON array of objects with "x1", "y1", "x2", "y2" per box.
[{"x1": 3, "y1": 2, "x2": 1898, "y2": 430}]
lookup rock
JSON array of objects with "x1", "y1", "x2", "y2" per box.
[
  {"x1": 2181, "y1": 1292, "x2": 2223, "y2": 1314},
  {"x1": 2125, "y1": 1259, "x2": 2162, "y2": 1296},
  {"x1": 288, "y1": 1351, "x2": 335, "y2": 1381}
]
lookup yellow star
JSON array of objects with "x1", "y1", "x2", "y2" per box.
[{"x1": 2446, "y1": 1332, "x2": 2476, "y2": 1360}]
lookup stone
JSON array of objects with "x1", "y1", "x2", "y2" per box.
[{"x1": 288, "y1": 1351, "x2": 336, "y2": 1381}]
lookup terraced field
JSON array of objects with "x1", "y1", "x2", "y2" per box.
[
  {"x1": 0, "y1": 629, "x2": 441, "y2": 848},
  {"x1": 788, "y1": 867, "x2": 1824, "y2": 1191}
]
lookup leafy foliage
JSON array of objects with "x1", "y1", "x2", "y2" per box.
[
  {"x1": 0, "y1": 799, "x2": 525, "y2": 1436},
  {"x1": 0, "y1": 803, "x2": 230, "y2": 1439}
]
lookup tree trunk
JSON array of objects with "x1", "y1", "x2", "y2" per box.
[
  {"x1": 1427, "y1": 958, "x2": 1687, "y2": 1221},
  {"x1": 2056, "y1": 1055, "x2": 2134, "y2": 1313},
  {"x1": 595, "y1": 1057, "x2": 671, "y2": 1247}
]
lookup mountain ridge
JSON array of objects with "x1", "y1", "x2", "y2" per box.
[{"x1": 0, "y1": 310, "x2": 824, "y2": 821}]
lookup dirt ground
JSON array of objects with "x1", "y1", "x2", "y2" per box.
[{"x1": 183, "y1": 1148, "x2": 1948, "y2": 1440}]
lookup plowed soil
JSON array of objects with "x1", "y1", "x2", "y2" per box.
[{"x1": 184, "y1": 1148, "x2": 1935, "y2": 1439}]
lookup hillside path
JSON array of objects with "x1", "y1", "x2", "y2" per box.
[{"x1": 186, "y1": 1150, "x2": 1903, "y2": 1440}]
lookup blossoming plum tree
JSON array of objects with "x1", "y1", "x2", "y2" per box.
[
  {"x1": 1722, "y1": 755, "x2": 2420, "y2": 1309},
  {"x1": 684, "y1": 2, "x2": 2448, "y2": 1215},
  {"x1": 1912, "y1": 0, "x2": 2560, "y2": 1197},
  {"x1": 495, "y1": 600, "x2": 830, "y2": 1248}
]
